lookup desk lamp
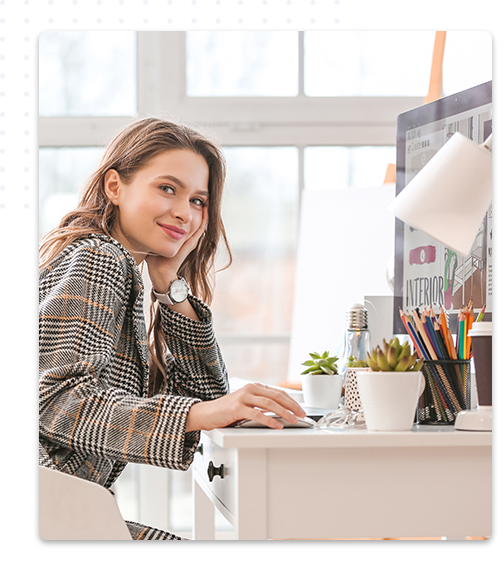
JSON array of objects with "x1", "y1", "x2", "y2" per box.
[{"x1": 389, "y1": 131, "x2": 492, "y2": 431}]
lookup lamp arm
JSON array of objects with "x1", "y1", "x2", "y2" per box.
[{"x1": 482, "y1": 133, "x2": 492, "y2": 153}]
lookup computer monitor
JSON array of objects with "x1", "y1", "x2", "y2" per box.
[{"x1": 393, "y1": 80, "x2": 492, "y2": 335}]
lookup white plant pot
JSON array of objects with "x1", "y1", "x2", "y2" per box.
[
  {"x1": 301, "y1": 374, "x2": 343, "y2": 410},
  {"x1": 356, "y1": 371, "x2": 426, "y2": 431}
]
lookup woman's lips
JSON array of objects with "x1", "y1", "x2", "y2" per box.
[{"x1": 158, "y1": 223, "x2": 186, "y2": 240}]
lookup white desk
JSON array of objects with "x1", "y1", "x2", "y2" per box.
[{"x1": 192, "y1": 425, "x2": 491, "y2": 540}]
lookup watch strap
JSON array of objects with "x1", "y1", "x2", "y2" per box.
[{"x1": 151, "y1": 288, "x2": 175, "y2": 306}]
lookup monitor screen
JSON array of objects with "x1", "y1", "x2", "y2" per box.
[{"x1": 393, "y1": 81, "x2": 492, "y2": 335}]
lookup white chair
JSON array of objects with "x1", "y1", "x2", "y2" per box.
[{"x1": 39, "y1": 466, "x2": 132, "y2": 540}]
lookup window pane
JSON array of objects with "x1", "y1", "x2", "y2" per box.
[
  {"x1": 39, "y1": 147, "x2": 104, "y2": 238},
  {"x1": 304, "y1": 146, "x2": 396, "y2": 190},
  {"x1": 214, "y1": 147, "x2": 297, "y2": 332},
  {"x1": 39, "y1": 31, "x2": 137, "y2": 116},
  {"x1": 442, "y1": 31, "x2": 492, "y2": 95},
  {"x1": 186, "y1": 31, "x2": 298, "y2": 96},
  {"x1": 213, "y1": 147, "x2": 298, "y2": 382},
  {"x1": 305, "y1": 31, "x2": 434, "y2": 96}
]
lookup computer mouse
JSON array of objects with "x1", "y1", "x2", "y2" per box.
[{"x1": 231, "y1": 415, "x2": 317, "y2": 429}]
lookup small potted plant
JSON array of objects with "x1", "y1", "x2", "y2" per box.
[
  {"x1": 357, "y1": 338, "x2": 426, "y2": 431},
  {"x1": 300, "y1": 351, "x2": 342, "y2": 410}
]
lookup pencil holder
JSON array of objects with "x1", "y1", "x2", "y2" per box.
[{"x1": 416, "y1": 360, "x2": 471, "y2": 425}]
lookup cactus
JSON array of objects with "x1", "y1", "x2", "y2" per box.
[
  {"x1": 301, "y1": 351, "x2": 339, "y2": 375},
  {"x1": 367, "y1": 338, "x2": 424, "y2": 372}
]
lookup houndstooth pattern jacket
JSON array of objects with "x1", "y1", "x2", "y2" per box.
[{"x1": 39, "y1": 234, "x2": 229, "y2": 540}]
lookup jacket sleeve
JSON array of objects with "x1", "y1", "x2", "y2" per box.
[
  {"x1": 39, "y1": 242, "x2": 201, "y2": 471},
  {"x1": 158, "y1": 296, "x2": 230, "y2": 401}
]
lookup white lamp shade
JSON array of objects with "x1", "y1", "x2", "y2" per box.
[{"x1": 389, "y1": 132, "x2": 492, "y2": 257}]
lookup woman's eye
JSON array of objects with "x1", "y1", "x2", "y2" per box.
[
  {"x1": 160, "y1": 184, "x2": 175, "y2": 194},
  {"x1": 191, "y1": 198, "x2": 205, "y2": 207}
]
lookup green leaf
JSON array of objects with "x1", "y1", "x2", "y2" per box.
[
  {"x1": 309, "y1": 369, "x2": 325, "y2": 375},
  {"x1": 309, "y1": 352, "x2": 321, "y2": 360},
  {"x1": 320, "y1": 365, "x2": 334, "y2": 374},
  {"x1": 300, "y1": 365, "x2": 323, "y2": 375},
  {"x1": 322, "y1": 351, "x2": 329, "y2": 359},
  {"x1": 301, "y1": 360, "x2": 316, "y2": 366}
]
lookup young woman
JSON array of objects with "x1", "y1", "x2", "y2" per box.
[{"x1": 39, "y1": 118, "x2": 305, "y2": 540}]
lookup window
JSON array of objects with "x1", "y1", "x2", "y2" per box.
[
  {"x1": 186, "y1": 31, "x2": 298, "y2": 96},
  {"x1": 39, "y1": 31, "x2": 137, "y2": 116},
  {"x1": 39, "y1": 30, "x2": 492, "y2": 538},
  {"x1": 304, "y1": 31, "x2": 435, "y2": 97}
]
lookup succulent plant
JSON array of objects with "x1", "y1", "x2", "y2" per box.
[
  {"x1": 301, "y1": 351, "x2": 339, "y2": 375},
  {"x1": 367, "y1": 338, "x2": 424, "y2": 372},
  {"x1": 347, "y1": 356, "x2": 369, "y2": 368}
]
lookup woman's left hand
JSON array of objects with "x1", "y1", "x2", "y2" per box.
[{"x1": 146, "y1": 206, "x2": 208, "y2": 293}]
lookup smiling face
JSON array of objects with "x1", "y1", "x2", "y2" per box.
[{"x1": 105, "y1": 149, "x2": 210, "y2": 264}]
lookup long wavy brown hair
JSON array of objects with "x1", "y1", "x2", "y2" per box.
[{"x1": 39, "y1": 117, "x2": 232, "y2": 396}]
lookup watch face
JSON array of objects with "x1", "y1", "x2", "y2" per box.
[{"x1": 170, "y1": 279, "x2": 189, "y2": 303}]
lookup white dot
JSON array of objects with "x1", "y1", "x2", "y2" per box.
[
  {"x1": 0, "y1": 74, "x2": 3, "y2": 78},
  {"x1": 24, "y1": 149, "x2": 29, "y2": 154},
  {"x1": 311, "y1": 18, "x2": 315, "y2": 23},
  {"x1": 0, "y1": 204, "x2": 5, "y2": 209},
  {"x1": 262, "y1": 18, "x2": 267, "y2": 23},
  {"x1": 216, "y1": 18, "x2": 220, "y2": 23},
  {"x1": 192, "y1": 18, "x2": 196, "y2": 23},
  {"x1": 24, "y1": 37, "x2": 29, "y2": 41},
  {"x1": 238, "y1": 18, "x2": 243, "y2": 23},
  {"x1": 335, "y1": 18, "x2": 339, "y2": 23},
  {"x1": 24, "y1": 204, "x2": 30, "y2": 209},
  {"x1": 286, "y1": 18, "x2": 291, "y2": 23},
  {"x1": 119, "y1": 18, "x2": 124, "y2": 23},
  {"x1": 144, "y1": 0, "x2": 148, "y2": 3},
  {"x1": 48, "y1": 19, "x2": 53, "y2": 23},
  {"x1": 97, "y1": 18, "x2": 101, "y2": 23},
  {"x1": 143, "y1": 18, "x2": 148, "y2": 23},
  {"x1": 73, "y1": 18, "x2": 77, "y2": 23},
  {"x1": 24, "y1": 92, "x2": 29, "y2": 96},
  {"x1": 24, "y1": 167, "x2": 29, "y2": 172},
  {"x1": 24, "y1": 112, "x2": 29, "y2": 117},
  {"x1": 24, "y1": 185, "x2": 29, "y2": 190},
  {"x1": 168, "y1": 18, "x2": 172, "y2": 23},
  {"x1": 24, "y1": 130, "x2": 29, "y2": 135},
  {"x1": 24, "y1": 55, "x2": 29, "y2": 60},
  {"x1": 24, "y1": 73, "x2": 29, "y2": 78},
  {"x1": 24, "y1": 18, "x2": 29, "y2": 23}
]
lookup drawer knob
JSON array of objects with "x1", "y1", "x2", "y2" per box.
[{"x1": 207, "y1": 461, "x2": 225, "y2": 482}]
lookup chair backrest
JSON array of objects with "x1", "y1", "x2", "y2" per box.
[{"x1": 39, "y1": 466, "x2": 132, "y2": 540}]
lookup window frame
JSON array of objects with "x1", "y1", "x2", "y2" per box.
[{"x1": 38, "y1": 31, "x2": 423, "y2": 148}]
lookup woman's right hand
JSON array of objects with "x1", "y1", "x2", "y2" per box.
[{"x1": 185, "y1": 383, "x2": 306, "y2": 431}]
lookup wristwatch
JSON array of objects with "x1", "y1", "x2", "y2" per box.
[{"x1": 152, "y1": 278, "x2": 190, "y2": 306}]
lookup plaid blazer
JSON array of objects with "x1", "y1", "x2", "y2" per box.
[{"x1": 39, "y1": 234, "x2": 229, "y2": 539}]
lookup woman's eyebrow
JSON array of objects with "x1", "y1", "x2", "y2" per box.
[{"x1": 154, "y1": 175, "x2": 209, "y2": 197}]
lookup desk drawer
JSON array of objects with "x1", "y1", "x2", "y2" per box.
[{"x1": 194, "y1": 433, "x2": 237, "y2": 516}]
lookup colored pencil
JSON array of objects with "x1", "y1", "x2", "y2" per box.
[
  {"x1": 476, "y1": 304, "x2": 486, "y2": 322},
  {"x1": 439, "y1": 307, "x2": 457, "y2": 359},
  {"x1": 401, "y1": 309, "x2": 428, "y2": 359},
  {"x1": 413, "y1": 308, "x2": 437, "y2": 360},
  {"x1": 423, "y1": 315, "x2": 443, "y2": 359}
]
